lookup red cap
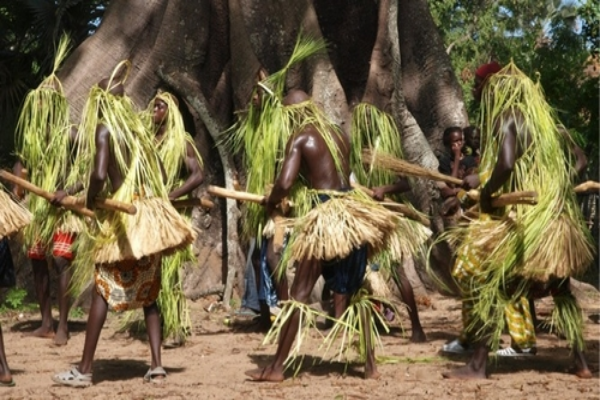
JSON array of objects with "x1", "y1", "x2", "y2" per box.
[{"x1": 475, "y1": 62, "x2": 502, "y2": 80}]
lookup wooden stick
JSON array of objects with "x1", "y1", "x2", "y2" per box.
[
  {"x1": 1, "y1": 170, "x2": 137, "y2": 216},
  {"x1": 71, "y1": 196, "x2": 137, "y2": 215},
  {"x1": 351, "y1": 182, "x2": 431, "y2": 227},
  {"x1": 171, "y1": 196, "x2": 215, "y2": 209},
  {"x1": 466, "y1": 190, "x2": 538, "y2": 206},
  {"x1": 0, "y1": 170, "x2": 95, "y2": 218},
  {"x1": 207, "y1": 185, "x2": 265, "y2": 204},
  {"x1": 362, "y1": 149, "x2": 463, "y2": 186},
  {"x1": 574, "y1": 180, "x2": 600, "y2": 193}
]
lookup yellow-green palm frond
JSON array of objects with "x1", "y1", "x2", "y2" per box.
[
  {"x1": 321, "y1": 289, "x2": 392, "y2": 364},
  {"x1": 263, "y1": 31, "x2": 327, "y2": 96},
  {"x1": 220, "y1": 31, "x2": 328, "y2": 241},
  {"x1": 351, "y1": 103, "x2": 403, "y2": 187},
  {"x1": 262, "y1": 300, "x2": 327, "y2": 376}
]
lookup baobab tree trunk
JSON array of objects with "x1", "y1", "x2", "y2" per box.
[{"x1": 398, "y1": 0, "x2": 469, "y2": 154}]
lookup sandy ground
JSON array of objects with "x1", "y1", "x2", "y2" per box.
[{"x1": 0, "y1": 288, "x2": 598, "y2": 400}]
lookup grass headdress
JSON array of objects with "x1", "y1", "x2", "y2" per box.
[
  {"x1": 141, "y1": 90, "x2": 203, "y2": 192},
  {"x1": 223, "y1": 31, "x2": 330, "y2": 240}
]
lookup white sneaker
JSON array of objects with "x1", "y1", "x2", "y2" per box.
[
  {"x1": 496, "y1": 346, "x2": 536, "y2": 357},
  {"x1": 442, "y1": 339, "x2": 473, "y2": 354}
]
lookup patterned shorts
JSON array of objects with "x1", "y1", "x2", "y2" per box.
[
  {"x1": 95, "y1": 255, "x2": 162, "y2": 312},
  {"x1": 27, "y1": 231, "x2": 76, "y2": 260}
]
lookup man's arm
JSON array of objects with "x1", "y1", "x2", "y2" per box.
[
  {"x1": 11, "y1": 159, "x2": 26, "y2": 199},
  {"x1": 479, "y1": 119, "x2": 517, "y2": 212},
  {"x1": 265, "y1": 136, "x2": 303, "y2": 215},
  {"x1": 167, "y1": 142, "x2": 204, "y2": 200},
  {"x1": 86, "y1": 125, "x2": 110, "y2": 208},
  {"x1": 371, "y1": 177, "x2": 410, "y2": 201}
]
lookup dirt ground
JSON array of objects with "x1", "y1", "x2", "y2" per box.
[{"x1": 0, "y1": 284, "x2": 598, "y2": 400}]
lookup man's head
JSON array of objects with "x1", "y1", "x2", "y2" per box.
[
  {"x1": 463, "y1": 126, "x2": 480, "y2": 150},
  {"x1": 153, "y1": 98, "x2": 168, "y2": 126},
  {"x1": 442, "y1": 126, "x2": 464, "y2": 150},
  {"x1": 472, "y1": 61, "x2": 502, "y2": 102},
  {"x1": 282, "y1": 89, "x2": 310, "y2": 106},
  {"x1": 153, "y1": 91, "x2": 180, "y2": 128}
]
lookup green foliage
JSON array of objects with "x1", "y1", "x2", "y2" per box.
[
  {"x1": 69, "y1": 306, "x2": 86, "y2": 319},
  {"x1": 0, "y1": 287, "x2": 35, "y2": 312},
  {"x1": 428, "y1": 0, "x2": 598, "y2": 171},
  {"x1": 0, "y1": 0, "x2": 109, "y2": 166}
]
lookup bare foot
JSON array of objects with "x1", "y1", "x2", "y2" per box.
[
  {"x1": 573, "y1": 367, "x2": 593, "y2": 379},
  {"x1": 23, "y1": 326, "x2": 54, "y2": 339},
  {"x1": 410, "y1": 329, "x2": 427, "y2": 343},
  {"x1": 244, "y1": 366, "x2": 284, "y2": 382},
  {"x1": 0, "y1": 373, "x2": 13, "y2": 386},
  {"x1": 442, "y1": 365, "x2": 487, "y2": 380},
  {"x1": 53, "y1": 329, "x2": 69, "y2": 346},
  {"x1": 364, "y1": 368, "x2": 381, "y2": 380}
]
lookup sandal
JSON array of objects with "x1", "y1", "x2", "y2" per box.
[
  {"x1": 496, "y1": 346, "x2": 536, "y2": 357},
  {"x1": 0, "y1": 378, "x2": 15, "y2": 387},
  {"x1": 144, "y1": 366, "x2": 167, "y2": 384},
  {"x1": 442, "y1": 339, "x2": 473, "y2": 354},
  {"x1": 52, "y1": 368, "x2": 93, "y2": 388}
]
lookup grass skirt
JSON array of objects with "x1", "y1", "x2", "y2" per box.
[
  {"x1": 0, "y1": 191, "x2": 31, "y2": 238},
  {"x1": 92, "y1": 197, "x2": 196, "y2": 264},
  {"x1": 289, "y1": 191, "x2": 398, "y2": 262}
]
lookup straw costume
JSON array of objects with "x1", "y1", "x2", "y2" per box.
[
  {"x1": 261, "y1": 97, "x2": 402, "y2": 373},
  {"x1": 72, "y1": 62, "x2": 195, "y2": 311},
  {"x1": 14, "y1": 36, "x2": 80, "y2": 261},
  {"x1": 143, "y1": 91, "x2": 203, "y2": 342},
  {"x1": 446, "y1": 62, "x2": 594, "y2": 353},
  {"x1": 0, "y1": 186, "x2": 31, "y2": 239}
]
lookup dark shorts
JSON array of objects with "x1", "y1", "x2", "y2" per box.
[{"x1": 321, "y1": 245, "x2": 367, "y2": 295}]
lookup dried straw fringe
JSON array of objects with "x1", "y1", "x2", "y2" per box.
[
  {"x1": 93, "y1": 198, "x2": 195, "y2": 264},
  {"x1": 290, "y1": 195, "x2": 398, "y2": 262},
  {"x1": 57, "y1": 213, "x2": 85, "y2": 234},
  {"x1": 521, "y1": 214, "x2": 593, "y2": 280},
  {"x1": 362, "y1": 268, "x2": 392, "y2": 298},
  {"x1": 0, "y1": 191, "x2": 31, "y2": 238},
  {"x1": 385, "y1": 217, "x2": 432, "y2": 262},
  {"x1": 262, "y1": 216, "x2": 294, "y2": 238}
]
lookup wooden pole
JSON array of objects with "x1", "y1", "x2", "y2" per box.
[
  {"x1": 0, "y1": 170, "x2": 137, "y2": 216},
  {"x1": 466, "y1": 190, "x2": 538, "y2": 206},
  {"x1": 574, "y1": 180, "x2": 600, "y2": 193},
  {"x1": 171, "y1": 196, "x2": 215, "y2": 209},
  {"x1": 0, "y1": 170, "x2": 95, "y2": 218},
  {"x1": 71, "y1": 196, "x2": 137, "y2": 215},
  {"x1": 207, "y1": 185, "x2": 265, "y2": 204}
]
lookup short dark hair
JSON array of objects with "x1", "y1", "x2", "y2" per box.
[{"x1": 442, "y1": 126, "x2": 462, "y2": 147}]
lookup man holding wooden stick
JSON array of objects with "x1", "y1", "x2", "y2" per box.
[
  {"x1": 443, "y1": 62, "x2": 594, "y2": 380},
  {"x1": 53, "y1": 62, "x2": 194, "y2": 387},
  {"x1": 245, "y1": 89, "x2": 398, "y2": 382}
]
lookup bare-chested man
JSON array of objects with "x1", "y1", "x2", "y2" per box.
[{"x1": 245, "y1": 89, "x2": 383, "y2": 382}]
